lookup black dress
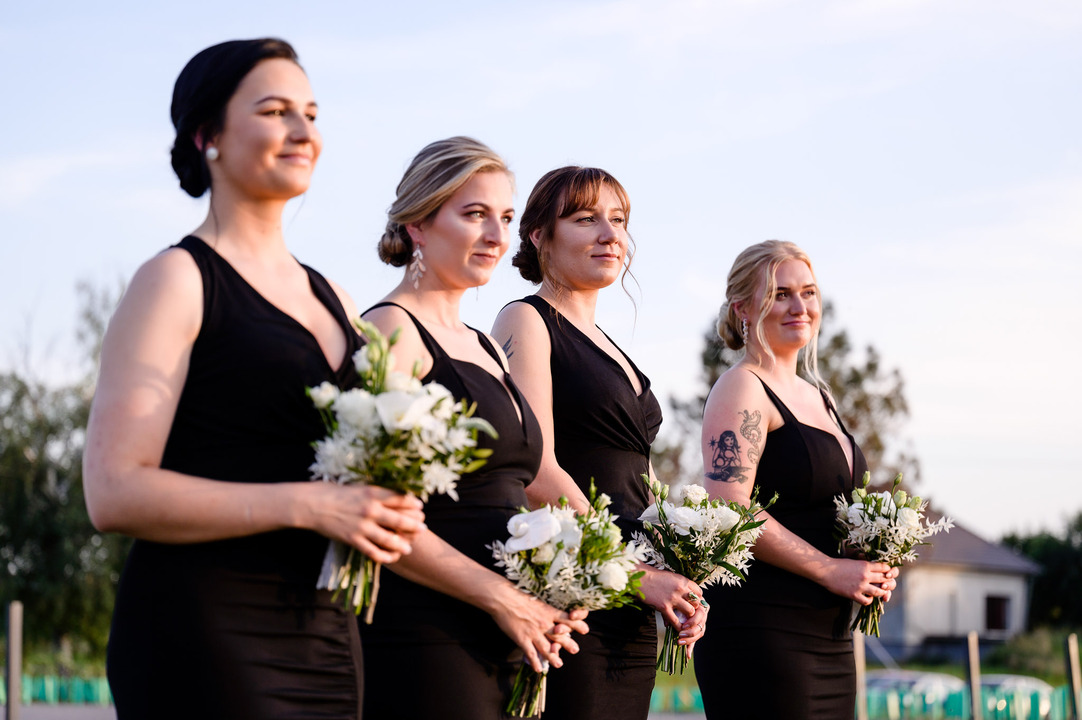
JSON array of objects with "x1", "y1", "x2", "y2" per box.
[
  {"x1": 359, "y1": 303, "x2": 543, "y2": 720},
  {"x1": 514, "y1": 295, "x2": 662, "y2": 720},
  {"x1": 107, "y1": 236, "x2": 367, "y2": 719},
  {"x1": 695, "y1": 374, "x2": 867, "y2": 720}
]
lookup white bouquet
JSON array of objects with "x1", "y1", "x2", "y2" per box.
[
  {"x1": 489, "y1": 484, "x2": 646, "y2": 717},
  {"x1": 834, "y1": 472, "x2": 953, "y2": 636},
  {"x1": 633, "y1": 475, "x2": 775, "y2": 674},
  {"x1": 308, "y1": 319, "x2": 497, "y2": 623}
]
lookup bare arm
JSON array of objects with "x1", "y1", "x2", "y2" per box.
[
  {"x1": 491, "y1": 302, "x2": 589, "y2": 512},
  {"x1": 701, "y1": 369, "x2": 895, "y2": 605},
  {"x1": 82, "y1": 250, "x2": 423, "y2": 560}
]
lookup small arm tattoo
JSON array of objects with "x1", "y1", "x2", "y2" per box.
[
  {"x1": 501, "y1": 335, "x2": 514, "y2": 359},
  {"x1": 740, "y1": 409, "x2": 762, "y2": 466},
  {"x1": 706, "y1": 409, "x2": 763, "y2": 483}
]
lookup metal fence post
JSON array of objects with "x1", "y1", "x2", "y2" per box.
[
  {"x1": 1066, "y1": 632, "x2": 1081, "y2": 720},
  {"x1": 5, "y1": 601, "x2": 22, "y2": 720},
  {"x1": 966, "y1": 630, "x2": 983, "y2": 720}
]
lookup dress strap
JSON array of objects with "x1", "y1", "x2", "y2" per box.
[
  {"x1": 819, "y1": 388, "x2": 852, "y2": 436},
  {"x1": 364, "y1": 301, "x2": 446, "y2": 361},
  {"x1": 748, "y1": 372, "x2": 798, "y2": 425}
]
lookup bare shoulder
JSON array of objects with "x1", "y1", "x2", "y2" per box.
[
  {"x1": 704, "y1": 366, "x2": 769, "y2": 417},
  {"x1": 361, "y1": 301, "x2": 428, "y2": 375},
  {"x1": 491, "y1": 299, "x2": 549, "y2": 361},
  {"x1": 113, "y1": 247, "x2": 203, "y2": 336},
  {"x1": 323, "y1": 277, "x2": 360, "y2": 325}
]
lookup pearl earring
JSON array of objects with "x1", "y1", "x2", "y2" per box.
[{"x1": 205, "y1": 147, "x2": 219, "y2": 161}]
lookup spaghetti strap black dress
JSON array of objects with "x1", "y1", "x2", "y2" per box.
[
  {"x1": 513, "y1": 295, "x2": 662, "y2": 720},
  {"x1": 106, "y1": 236, "x2": 367, "y2": 719},
  {"x1": 694, "y1": 374, "x2": 867, "y2": 720},
  {"x1": 358, "y1": 303, "x2": 543, "y2": 720}
]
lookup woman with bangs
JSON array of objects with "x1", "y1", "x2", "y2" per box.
[
  {"x1": 693, "y1": 240, "x2": 899, "y2": 719},
  {"x1": 492, "y1": 166, "x2": 707, "y2": 720}
]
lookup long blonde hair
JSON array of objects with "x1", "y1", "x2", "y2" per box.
[{"x1": 716, "y1": 240, "x2": 827, "y2": 390}]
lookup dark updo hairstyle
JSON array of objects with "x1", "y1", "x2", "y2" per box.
[
  {"x1": 170, "y1": 38, "x2": 300, "y2": 197},
  {"x1": 512, "y1": 166, "x2": 634, "y2": 287},
  {"x1": 378, "y1": 136, "x2": 510, "y2": 267}
]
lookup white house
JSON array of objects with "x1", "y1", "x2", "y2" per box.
[{"x1": 874, "y1": 513, "x2": 1041, "y2": 661}]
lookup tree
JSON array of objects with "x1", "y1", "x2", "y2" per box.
[
  {"x1": 654, "y1": 302, "x2": 919, "y2": 491},
  {"x1": 1002, "y1": 513, "x2": 1082, "y2": 628},
  {"x1": 0, "y1": 281, "x2": 129, "y2": 659}
]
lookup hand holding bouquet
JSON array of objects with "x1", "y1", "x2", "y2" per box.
[
  {"x1": 489, "y1": 484, "x2": 646, "y2": 717},
  {"x1": 633, "y1": 476, "x2": 775, "y2": 674},
  {"x1": 834, "y1": 472, "x2": 953, "y2": 636},
  {"x1": 308, "y1": 319, "x2": 497, "y2": 623}
]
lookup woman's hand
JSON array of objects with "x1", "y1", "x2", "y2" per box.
[
  {"x1": 639, "y1": 565, "x2": 705, "y2": 639},
  {"x1": 819, "y1": 558, "x2": 897, "y2": 605},
  {"x1": 304, "y1": 483, "x2": 426, "y2": 564},
  {"x1": 490, "y1": 592, "x2": 590, "y2": 672}
]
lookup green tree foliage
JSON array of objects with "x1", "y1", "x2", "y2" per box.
[
  {"x1": 1002, "y1": 513, "x2": 1082, "y2": 628},
  {"x1": 0, "y1": 281, "x2": 129, "y2": 658},
  {"x1": 655, "y1": 302, "x2": 919, "y2": 491}
]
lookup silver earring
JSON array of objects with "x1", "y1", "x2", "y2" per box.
[
  {"x1": 205, "y1": 146, "x2": 219, "y2": 161},
  {"x1": 409, "y1": 246, "x2": 426, "y2": 289},
  {"x1": 741, "y1": 318, "x2": 749, "y2": 345}
]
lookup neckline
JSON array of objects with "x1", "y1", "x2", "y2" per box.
[
  {"x1": 186, "y1": 235, "x2": 352, "y2": 374},
  {"x1": 526, "y1": 295, "x2": 649, "y2": 400},
  {"x1": 750, "y1": 371, "x2": 856, "y2": 481}
]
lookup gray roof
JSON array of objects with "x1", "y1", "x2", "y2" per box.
[{"x1": 915, "y1": 511, "x2": 1041, "y2": 575}]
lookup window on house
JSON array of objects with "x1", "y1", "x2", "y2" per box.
[{"x1": 985, "y1": 595, "x2": 1010, "y2": 631}]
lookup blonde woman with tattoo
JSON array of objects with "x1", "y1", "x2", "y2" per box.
[{"x1": 693, "y1": 240, "x2": 899, "y2": 720}]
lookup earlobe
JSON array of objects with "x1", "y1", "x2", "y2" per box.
[{"x1": 405, "y1": 223, "x2": 425, "y2": 248}]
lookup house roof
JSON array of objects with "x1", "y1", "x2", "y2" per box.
[{"x1": 915, "y1": 511, "x2": 1042, "y2": 575}]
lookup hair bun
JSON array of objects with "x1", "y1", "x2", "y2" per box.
[{"x1": 377, "y1": 224, "x2": 412, "y2": 267}]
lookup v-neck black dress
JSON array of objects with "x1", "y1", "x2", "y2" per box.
[
  {"x1": 514, "y1": 295, "x2": 663, "y2": 720},
  {"x1": 358, "y1": 303, "x2": 543, "y2": 720},
  {"x1": 107, "y1": 236, "x2": 367, "y2": 719},
  {"x1": 695, "y1": 374, "x2": 867, "y2": 720}
]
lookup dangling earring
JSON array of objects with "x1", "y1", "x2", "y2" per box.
[
  {"x1": 408, "y1": 245, "x2": 426, "y2": 289},
  {"x1": 205, "y1": 146, "x2": 219, "y2": 161},
  {"x1": 741, "y1": 318, "x2": 749, "y2": 346}
]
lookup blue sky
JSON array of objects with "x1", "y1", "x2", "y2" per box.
[{"x1": 2, "y1": 0, "x2": 1080, "y2": 540}]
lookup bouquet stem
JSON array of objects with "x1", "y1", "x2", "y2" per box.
[
  {"x1": 852, "y1": 597, "x2": 883, "y2": 637},
  {"x1": 506, "y1": 661, "x2": 548, "y2": 717},
  {"x1": 324, "y1": 545, "x2": 383, "y2": 624},
  {"x1": 656, "y1": 623, "x2": 690, "y2": 675}
]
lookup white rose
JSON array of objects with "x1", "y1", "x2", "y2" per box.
[
  {"x1": 352, "y1": 348, "x2": 371, "y2": 374},
  {"x1": 669, "y1": 506, "x2": 702, "y2": 536},
  {"x1": 375, "y1": 390, "x2": 438, "y2": 432},
  {"x1": 597, "y1": 562, "x2": 629, "y2": 591},
  {"x1": 385, "y1": 370, "x2": 421, "y2": 393},
  {"x1": 596, "y1": 493, "x2": 613, "y2": 511},
  {"x1": 531, "y1": 542, "x2": 556, "y2": 565},
  {"x1": 710, "y1": 504, "x2": 741, "y2": 533},
  {"x1": 682, "y1": 484, "x2": 709, "y2": 505},
  {"x1": 333, "y1": 389, "x2": 379, "y2": 434},
  {"x1": 552, "y1": 507, "x2": 584, "y2": 550},
  {"x1": 505, "y1": 509, "x2": 562, "y2": 552},
  {"x1": 309, "y1": 381, "x2": 340, "y2": 409},
  {"x1": 896, "y1": 506, "x2": 920, "y2": 530},
  {"x1": 639, "y1": 503, "x2": 661, "y2": 526}
]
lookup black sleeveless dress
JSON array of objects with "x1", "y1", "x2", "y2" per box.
[
  {"x1": 358, "y1": 303, "x2": 543, "y2": 720},
  {"x1": 694, "y1": 374, "x2": 867, "y2": 720},
  {"x1": 514, "y1": 295, "x2": 662, "y2": 720},
  {"x1": 107, "y1": 236, "x2": 367, "y2": 719}
]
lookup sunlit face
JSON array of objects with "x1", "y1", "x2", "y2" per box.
[
  {"x1": 408, "y1": 171, "x2": 514, "y2": 291},
  {"x1": 209, "y1": 58, "x2": 321, "y2": 201},
  {"x1": 537, "y1": 185, "x2": 629, "y2": 292},
  {"x1": 754, "y1": 258, "x2": 820, "y2": 353}
]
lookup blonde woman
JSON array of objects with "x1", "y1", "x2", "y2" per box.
[
  {"x1": 693, "y1": 240, "x2": 898, "y2": 719},
  {"x1": 358, "y1": 138, "x2": 589, "y2": 720}
]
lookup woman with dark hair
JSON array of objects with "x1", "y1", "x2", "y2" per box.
[
  {"x1": 491, "y1": 166, "x2": 707, "y2": 720},
  {"x1": 83, "y1": 39, "x2": 425, "y2": 719},
  {"x1": 358, "y1": 138, "x2": 589, "y2": 720},
  {"x1": 693, "y1": 240, "x2": 898, "y2": 719}
]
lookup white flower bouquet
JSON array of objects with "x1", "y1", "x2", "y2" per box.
[
  {"x1": 489, "y1": 484, "x2": 646, "y2": 717},
  {"x1": 834, "y1": 472, "x2": 953, "y2": 636},
  {"x1": 308, "y1": 319, "x2": 497, "y2": 623},
  {"x1": 633, "y1": 475, "x2": 775, "y2": 674}
]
